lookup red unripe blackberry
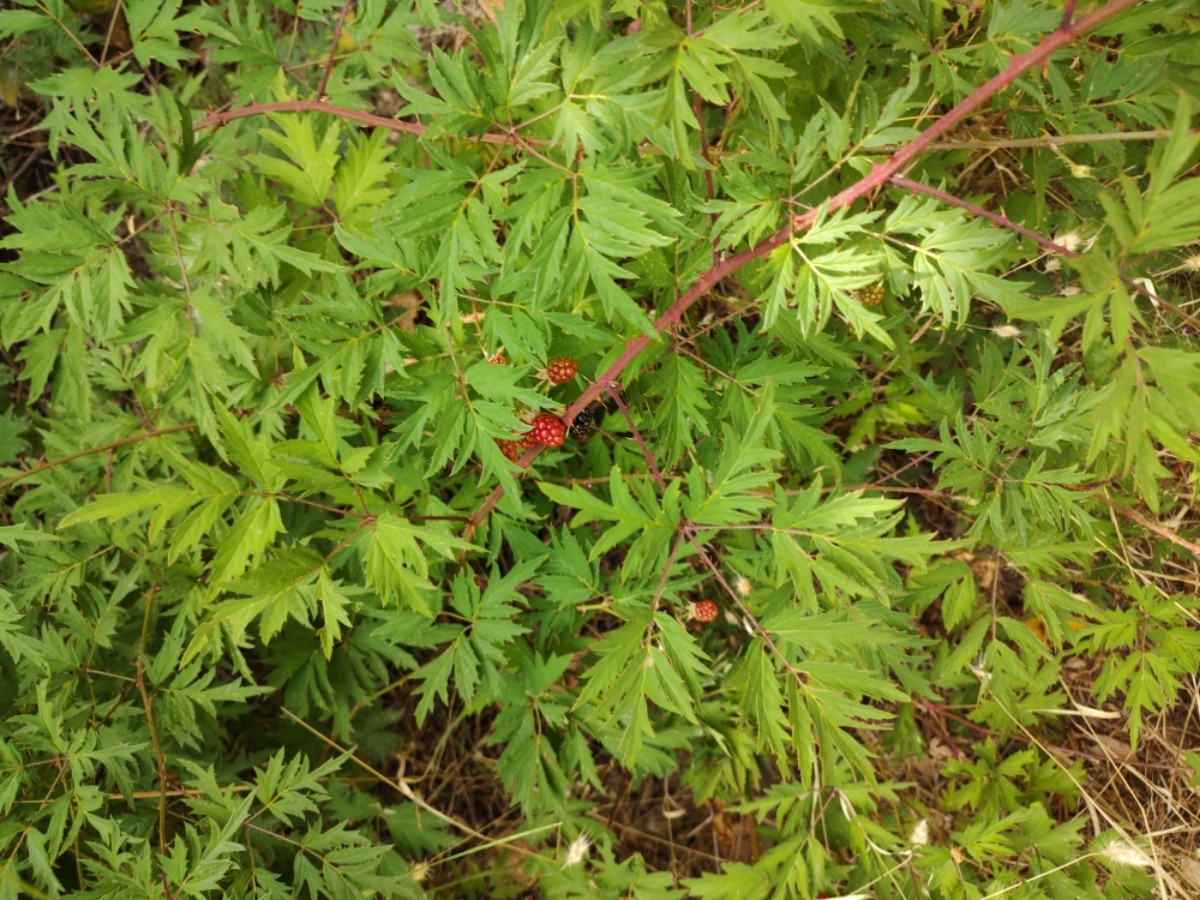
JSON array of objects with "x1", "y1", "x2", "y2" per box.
[
  {"x1": 693, "y1": 599, "x2": 718, "y2": 623},
  {"x1": 527, "y1": 413, "x2": 566, "y2": 447},
  {"x1": 545, "y1": 357, "x2": 577, "y2": 385}
]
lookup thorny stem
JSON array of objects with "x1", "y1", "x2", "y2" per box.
[
  {"x1": 196, "y1": 99, "x2": 426, "y2": 137},
  {"x1": 651, "y1": 531, "x2": 687, "y2": 610},
  {"x1": 184, "y1": 3, "x2": 1142, "y2": 533},
  {"x1": 777, "y1": 0, "x2": 1140, "y2": 236},
  {"x1": 466, "y1": 0, "x2": 1140, "y2": 529},
  {"x1": 574, "y1": 0, "x2": 1138, "y2": 426}
]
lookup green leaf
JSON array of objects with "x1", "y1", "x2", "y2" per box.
[
  {"x1": 363, "y1": 514, "x2": 478, "y2": 615},
  {"x1": 58, "y1": 488, "x2": 196, "y2": 529}
]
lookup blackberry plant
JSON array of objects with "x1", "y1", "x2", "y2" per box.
[{"x1": 1, "y1": 0, "x2": 1198, "y2": 897}]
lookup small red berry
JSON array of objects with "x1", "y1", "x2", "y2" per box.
[
  {"x1": 497, "y1": 439, "x2": 521, "y2": 461},
  {"x1": 545, "y1": 357, "x2": 577, "y2": 385},
  {"x1": 527, "y1": 413, "x2": 566, "y2": 447},
  {"x1": 488, "y1": 353, "x2": 507, "y2": 364},
  {"x1": 693, "y1": 599, "x2": 718, "y2": 623}
]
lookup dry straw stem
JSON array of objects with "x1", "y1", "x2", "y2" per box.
[{"x1": 279, "y1": 706, "x2": 556, "y2": 865}]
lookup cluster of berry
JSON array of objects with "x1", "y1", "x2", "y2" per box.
[
  {"x1": 491, "y1": 351, "x2": 721, "y2": 628},
  {"x1": 492, "y1": 355, "x2": 593, "y2": 462}
]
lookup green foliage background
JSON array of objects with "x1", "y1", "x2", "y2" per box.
[{"x1": 1, "y1": 0, "x2": 1199, "y2": 896}]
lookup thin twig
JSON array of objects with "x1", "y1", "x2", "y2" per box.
[
  {"x1": 694, "y1": 91, "x2": 720, "y2": 268},
  {"x1": 0, "y1": 424, "x2": 197, "y2": 492},
  {"x1": 1103, "y1": 495, "x2": 1200, "y2": 563},
  {"x1": 1059, "y1": 0, "x2": 1077, "y2": 31},
  {"x1": 889, "y1": 174, "x2": 1075, "y2": 256},
  {"x1": 888, "y1": 174, "x2": 1200, "y2": 333},
  {"x1": 911, "y1": 698, "x2": 1192, "y2": 773},
  {"x1": 318, "y1": 1, "x2": 355, "y2": 100},
  {"x1": 194, "y1": 99, "x2": 545, "y2": 146},
  {"x1": 278, "y1": 706, "x2": 552, "y2": 859},
  {"x1": 135, "y1": 584, "x2": 170, "y2": 855},
  {"x1": 601, "y1": 380, "x2": 810, "y2": 692},
  {"x1": 605, "y1": 384, "x2": 667, "y2": 488},
  {"x1": 887, "y1": 127, "x2": 1192, "y2": 153},
  {"x1": 684, "y1": 526, "x2": 807, "y2": 688}
]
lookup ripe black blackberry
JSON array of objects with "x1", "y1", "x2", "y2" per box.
[{"x1": 568, "y1": 408, "x2": 594, "y2": 438}]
